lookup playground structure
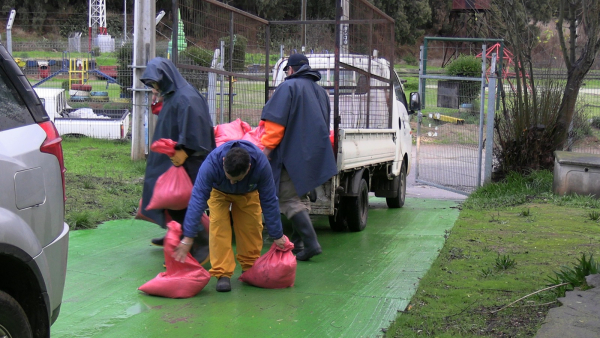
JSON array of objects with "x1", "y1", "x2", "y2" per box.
[
  {"x1": 32, "y1": 52, "x2": 119, "y2": 91},
  {"x1": 475, "y1": 42, "x2": 528, "y2": 93}
]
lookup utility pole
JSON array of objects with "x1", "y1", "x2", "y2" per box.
[
  {"x1": 6, "y1": 9, "x2": 16, "y2": 55},
  {"x1": 123, "y1": 0, "x2": 126, "y2": 41},
  {"x1": 301, "y1": 0, "x2": 306, "y2": 49},
  {"x1": 131, "y1": 0, "x2": 156, "y2": 160}
]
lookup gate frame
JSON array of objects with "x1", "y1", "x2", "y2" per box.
[{"x1": 416, "y1": 37, "x2": 500, "y2": 194}]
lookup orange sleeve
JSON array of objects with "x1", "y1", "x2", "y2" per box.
[{"x1": 261, "y1": 120, "x2": 286, "y2": 149}]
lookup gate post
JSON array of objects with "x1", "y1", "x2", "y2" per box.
[{"x1": 484, "y1": 53, "x2": 497, "y2": 184}]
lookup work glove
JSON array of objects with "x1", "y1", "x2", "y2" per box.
[{"x1": 170, "y1": 149, "x2": 188, "y2": 167}]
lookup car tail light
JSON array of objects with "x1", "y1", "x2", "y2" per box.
[{"x1": 39, "y1": 121, "x2": 67, "y2": 202}]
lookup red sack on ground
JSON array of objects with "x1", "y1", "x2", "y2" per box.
[
  {"x1": 238, "y1": 235, "x2": 296, "y2": 289},
  {"x1": 146, "y1": 165, "x2": 192, "y2": 210},
  {"x1": 214, "y1": 118, "x2": 251, "y2": 146},
  {"x1": 139, "y1": 221, "x2": 211, "y2": 298},
  {"x1": 241, "y1": 120, "x2": 266, "y2": 150},
  {"x1": 150, "y1": 138, "x2": 177, "y2": 157}
]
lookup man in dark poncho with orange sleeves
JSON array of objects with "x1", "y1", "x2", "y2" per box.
[
  {"x1": 260, "y1": 53, "x2": 337, "y2": 261},
  {"x1": 139, "y1": 57, "x2": 216, "y2": 265}
]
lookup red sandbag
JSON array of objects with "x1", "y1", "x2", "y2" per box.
[
  {"x1": 238, "y1": 235, "x2": 296, "y2": 289},
  {"x1": 146, "y1": 165, "x2": 193, "y2": 210},
  {"x1": 241, "y1": 120, "x2": 266, "y2": 150},
  {"x1": 150, "y1": 138, "x2": 177, "y2": 157},
  {"x1": 135, "y1": 198, "x2": 173, "y2": 224},
  {"x1": 139, "y1": 221, "x2": 211, "y2": 298},
  {"x1": 214, "y1": 118, "x2": 252, "y2": 147}
]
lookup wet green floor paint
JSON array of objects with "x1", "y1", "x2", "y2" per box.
[{"x1": 51, "y1": 197, "x2": 460, "y2": 337}]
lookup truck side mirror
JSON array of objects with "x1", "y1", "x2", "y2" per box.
[{"x1": 409, "y1": 92, "x2": 420, "y2": 113}]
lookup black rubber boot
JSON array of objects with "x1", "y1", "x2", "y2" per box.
[
  {"x1": 190, "y1": 230, "x2": 210, "y2": 266},
  {"x1": 216, "y1": 277, "x2": 231, "y2": 292},
  {"x1": 151, "y1": 236, "x2": 165, "y2": 246},
  {"x1": 291, "y1": 210, "x2": 322, "y2": 261},
  {"x1": 291, "y1": 231, "x2": 304, "y2": 255}
]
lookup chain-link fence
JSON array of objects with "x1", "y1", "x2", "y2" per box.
[{"x1": 416, "y1": 40, "x2": 497, "y2": 194}]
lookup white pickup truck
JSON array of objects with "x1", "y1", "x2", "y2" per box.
[
  {"x1": 33, "y1": 88, "x2": 130, "y2": 140},
  {"x1": 271, "y1": 54, "x2": 419, "y2": 231}
]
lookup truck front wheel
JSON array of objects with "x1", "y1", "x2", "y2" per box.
[
  {"x1": 346, "y1": 178, "x2": 369, "y2": 232},
  {"x1": 386, "y1": 161, "x2": 407, "y2": 208}
]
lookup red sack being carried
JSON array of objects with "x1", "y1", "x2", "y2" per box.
[
  {"x1": 238, "y1": 235, "x2": 296, "y2": 289},
  {"x1": 139, "y1": 221, "x2": 211, "y2": 298},
  {"x1": 214, "y1": 118, "x2": 251, "y2": 147},
  {"x1": 150, "y1": 138, "x2": 177, "y2": 157},
  {"x1": 241, "y1": 120, "x2": 266, "y2": 150},
  {"x1": 146, "y1": 138, "x2": 193, "y2": 211},
  {"x1": 146, "y1": 166, "x2": 193, "y2": 210}
]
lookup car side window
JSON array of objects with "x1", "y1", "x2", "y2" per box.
[{"x1": 0, "y1": 67, "x2": 33, "y2": 132}]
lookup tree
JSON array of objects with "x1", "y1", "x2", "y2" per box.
[
  {"x1": 553, "y1": 0, "x2": 600, "y2": 150},
  {"x1": 372, "y1": 0, "x2": 431, "y2": 45},
  {"x1": 488, "y1": 0, "x2": 600, "y2": 175}
]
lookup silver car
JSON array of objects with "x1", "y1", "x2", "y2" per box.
[{"x1": 0, "y1": 43, "x2": 69, "y2": 337}]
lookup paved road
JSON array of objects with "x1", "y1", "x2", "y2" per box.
[{"x1": 406, "y1": 147, "x2": 468, "y2": 201}]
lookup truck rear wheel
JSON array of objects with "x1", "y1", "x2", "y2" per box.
[
  {"x1": 0, "y1": 290, "x2": 33, "y2": 338},
  {"x1": 328, "y1": 205, "x2": 348, "y2": 232},
  {"x1": 386, "y1": 161, "x2": 407, "y2": 208},
  {"x1": 347, "y1": 178, "x2": 369, "y2": 232}
]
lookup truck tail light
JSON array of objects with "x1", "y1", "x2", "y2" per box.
[
  {"x1": 39, "y1": 121, "x2": 67, "y2": 202},
  {"x1": 121, "y1": 124, "x2": 124, "y2": 139}
]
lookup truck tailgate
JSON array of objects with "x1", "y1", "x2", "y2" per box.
[{"x1": 337, "y1": 129, "x2": 396, "y2": 170}]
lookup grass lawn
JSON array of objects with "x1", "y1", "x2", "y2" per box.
[
  {"x1": 387, "y1": 171, "x2": 600, "y2": 337},
  {"x1": 62, "y1": 136, "x2": 145, "y2": 229}
]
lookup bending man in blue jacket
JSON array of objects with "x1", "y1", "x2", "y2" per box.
[{"x1": 173, "y1": 140, "x2": 286, "y2": 292}]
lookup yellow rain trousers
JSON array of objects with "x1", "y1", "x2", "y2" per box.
[{"x1": 207, "y1": 188, "x2": 263, "y2": 278}]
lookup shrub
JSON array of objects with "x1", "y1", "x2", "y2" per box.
[
  {"x1": 184, "y1": 45, "x2": 213, "y2": 91},
  {"x1": 186, "y1": 45, "x2": 213, "y2": 68},
  {"x1": 116, "y1": 42, "x2": 133, "y2": 97},
  {"x1": 220, "y1": 34, "x2": 247, "y2": 72},
  {"x1": 493, "y1": 77, "x2": 563, "y2": 177},
  {"x1": 403, "y1": 54, "x2": 418, "y2": 66},
  {"x1": 445, "y1": 55, "x2": 481, "y2": 103}
]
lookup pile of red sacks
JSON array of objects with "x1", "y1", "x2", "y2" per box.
[
  {"x1": 214, "y1": 118, "x2": 266, "y2": 150},
  {"x1": 214, "y1": 118, "x2": 334, "y2": 150}
]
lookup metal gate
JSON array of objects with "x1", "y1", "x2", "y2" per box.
[{"x1": 416, "y1": 37, "x2": 499, "y2": 194}]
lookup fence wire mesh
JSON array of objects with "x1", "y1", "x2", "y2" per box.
[
  {"x1": 172, "y1": 0, "x2": 268, "y2": 127},
  {"x1": 417, "y1": 42, "x2": 491, "y2": 194}
]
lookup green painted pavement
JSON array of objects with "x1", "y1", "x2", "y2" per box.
[{"x1": 51, "y1": 197, "x2": 459, "y2": 337}]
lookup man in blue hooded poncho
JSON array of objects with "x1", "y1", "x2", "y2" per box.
[
  {"x1": 139, "y1": 57, "x2": 216, "y2": 265},
  {"x1": 261, "y1": 54, "x2": 338, "y2": 261}
]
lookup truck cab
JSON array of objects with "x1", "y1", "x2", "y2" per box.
[{"x1": 271, "y1": 54, "x2": 418, "y2": 231}]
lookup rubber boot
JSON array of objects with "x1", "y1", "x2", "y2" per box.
[
  {"x1": 291, "y1": 230, "x2": 304, "y2": 255},
  {"x1": 291, "y1": 210, "x2": 322, "y2": 261},
  {"x1": 190, "y1": 229, "x2": 210, "y2": 266}
]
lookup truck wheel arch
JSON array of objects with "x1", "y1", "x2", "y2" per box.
[{"x1": 342, "y1": 168, "x2": 369, "y2": 197}]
